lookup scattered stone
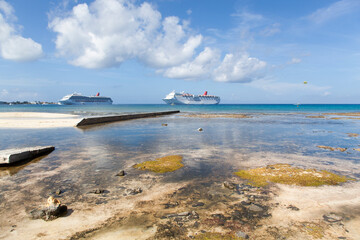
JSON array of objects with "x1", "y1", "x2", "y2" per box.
[
  {"x1": 287, "y1": 205, "x2": 300, "y2": 211},
  {"x1": 223, "y1": 181, "x2": 237, "y2": 190},
  {"x1": 178, "y1": 211, "x2": 190, "y2": 216},
  {"x1": 161, "y1": 123, "x2": 168, "y2": 126},
  {"x1": 317, "y1": 145, "x2": 347, "y2": 152},
  {"x1": 338, "y1": 237, "x2": 347, "y2": 239},
  {"x1": 248, "y1": 203, "x2": 264, "y2": 212},
  {"x1": 116, "y1": 170, "x2": 125, "y2": 176},
  {"x1": 236, "y1": 230, "x2": 249, "y2": 239},
  {"x1": 323, "y1": 213, "x2": 343, "y2": 222},
  {"x1": 197, "y1": 128, "x2": 203, "y2": 132},
  {"x1": 241, "y1": 200, "x2": 252, "y2": 206},
  {"x1": 29, "y1": 196, "x2": 67, "y2": 221},
  {"x1": 55, "y1": 189, "x2": 62, "y2": 195},
  {"x1": 347, "y1": 133, "x2": 359, "y2": 137},
  {"x1": 189, "y1": 211, "x2": 199, "y2": 220},
  {"x1": 126, "y1": 187, "x2": 142, "y2": 195},
  {"x1": 164, "y1": 202, "x2": 179, "y2": 209},
  {"x1": 89, "y1": 188, "x2": 106, "y2": 194},
  {"x1": 192, "y1": 202, "x2": 205, "y2": 207}
]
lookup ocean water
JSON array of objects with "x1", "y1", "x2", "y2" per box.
[
  {"x1": 1, "y1": 103, "x2": 360, "y2": 236},
  {"x1": 1, "y1": 103, "x2": 360, "y2": 116}
]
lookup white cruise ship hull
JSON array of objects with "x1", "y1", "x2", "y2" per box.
[
  {"x1": 59, "y1": 93, "x2": 113, "y2": 105},
  {"x1": 162, "y1": 91, "x2": 220, "y2": 105},
  {"x1": 59, "y1": 101, "x2": 112, "y2": 105}
]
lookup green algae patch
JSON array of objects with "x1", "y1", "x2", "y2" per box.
[
  {"x1": 301, "y1": 223, "x2": 326, "y2": 239},
  {"x1": 234, "y1": 164, "x2": 351, "y2": 187},
  {"x1": 194, "y1": 232, "x2": 243, "y2": 240},
  {"x1": 133, "y1": 155, "x2": 184, "y2": 173}
]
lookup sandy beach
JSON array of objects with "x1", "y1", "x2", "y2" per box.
[
  {"x1": 0, "y1": 112, "x2": 82, "y2": 129},
  {"x1": 0, "y1": 111, "x2": 359, "y2": 240}
]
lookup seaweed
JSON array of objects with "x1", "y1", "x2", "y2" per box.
[
  {"x1": 234, "y1": 164, "x2": 351, "y2": 187},
  {"x1": 133, "y1": 155, "x2": 184, "y2": 173}
]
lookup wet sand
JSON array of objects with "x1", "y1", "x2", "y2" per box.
[
  {"x1": 0, "y1": 112, "x2": 81, "y2": 129},
  {"x1": 0, "y1": 113, "x2": 360, "y2": 239}
]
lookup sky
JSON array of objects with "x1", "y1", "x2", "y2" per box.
[{"x1": 0, "y1": 0, "x2": 359, "y2": 104}]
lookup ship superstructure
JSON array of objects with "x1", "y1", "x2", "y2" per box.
[
  {"x1": 59, "y1": 93, "x2": 113, "y2": 105},
  {"x1": 162, "y1": 91, "x2": 220, "y2": 105}
]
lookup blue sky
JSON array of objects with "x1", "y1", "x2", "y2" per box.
[{"x1": 0, "y1": 0, "x2": 359, "y2": 103}]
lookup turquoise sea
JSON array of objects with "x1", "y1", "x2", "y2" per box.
[{"x1": 1, "y1": 104, "x2": 360, "y2": 115}]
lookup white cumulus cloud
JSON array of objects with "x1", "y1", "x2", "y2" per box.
[
  {"x1": 161, "y1": 47, "x2": 220, "y2": 80},
  {"x1": 49, "y1": 0, "x2": 267, "y2": 83},
  {"x1": 213, "y1": 54, "x2": 266, "y2": 83},
  {"x1": 0, "y1": 0, "x2": 43, "y2": 62},
  {"x1": 49, "y1": 0, "x2": 202, "y2": 69}
]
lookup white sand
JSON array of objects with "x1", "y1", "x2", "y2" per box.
[{"x1": 0, "y1": 112, "x2": 81, "y2": 129}]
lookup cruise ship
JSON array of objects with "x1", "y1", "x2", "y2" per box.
[
  {"x1": 58, "y1": 93, "x2": 113, "y2": 105},
  {"x1": 162, "y1": 91, "x2": 220, "y2": 105}
]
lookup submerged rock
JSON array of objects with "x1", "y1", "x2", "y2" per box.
[
  {"x1": 236, "y1": 230, "x2": 249, "y2": 239},
  {"x1": 126, "y1": 187, "x2": 142, "y2": 195},
  {"x1": 317, "y1": 145, "x2": 347, "y2": 152},
  {"x1": 223, "y1": 181, "x2": 237, "y2": 190},
  {"x1": 192, "y1": 202, "x2": 205, "y2": 207},
  {"x1": 116, "y1": 170, "x2": 125, "y2": 176},
  {"x1": 323, "y1": 213, "x2": 343, "y2": 222},
  {"x1": 89, "y1": 188, "x2": 106, "y2": 194},
  {"x1": 248, "y1": 203, "x2": 264, "y2": 212},
  {"x1": 287, "y1": 205, "x2": 300, "y2": 211}
]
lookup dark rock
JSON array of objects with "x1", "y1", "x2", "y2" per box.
[
  {"x1": 89, "y1": 188, "x2": 106, "y2": 194},
  {"x1": 241, "y1": 200, "x2": 252, "y2": 206},
  {"x1": 231, "y1": 210, "x2": 243, "y2": 220},
  {"x1": 323, "y1": 213, "x2": 343, "y2": 222},
  {"x1": 223, "y1": 181, "x2": 237, "y2": 190},
  {"x1": 287, "y1": 205, "x2": 300, "y2": 211},
  {"x1": 198, "y1": 128, "x2": 203, "y2": 132},
  {"x1": 338, "y1": 237, "x2": 346, "y2": 239},
  {"x1": 116, "y1": 170, "x2": 125, "y2": 176},
  {"x1": 164, "y1": 202, "x2": 179, "y2": 209},
  {"x1": 29, "y1": 204, "x2": 67, "y2": 221},
  {"x1": 126, "y1": 187, "x2": 142, "y2": 195},
  {"x1": 154, "y1": 222, "x2": 187, "y2": 239},
  {"x1": 192, "y1": 202, "x2": 205, "y2": 207},
  {"x1": 161, "y1": 123, "x2": 168, "y2": 126},
  {"x1": 236, "y1": 231, "x2": 249, "y2": 239},
  {"x1": 29, "y1": 209, "x2": 46, "y2": 220},
  {"x1": 193, "y1": 221, "x2": 200, "y2": 228}
]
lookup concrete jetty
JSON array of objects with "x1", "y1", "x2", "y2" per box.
[
  {"x1": 76, "y1": 110, "x2": 180, "y2": 127},
  {"x1": 0, "y1": 146, "x2": 55, "y2": 165}
]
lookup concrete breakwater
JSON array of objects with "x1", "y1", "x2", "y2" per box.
[
  {"x1": 76, "y1": 110, "x2": 180, "y2": 127},
  {"x1": 0, "y1": 146, "x2": 55, "y2": 165}
]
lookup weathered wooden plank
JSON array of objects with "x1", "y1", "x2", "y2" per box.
[
  {"x1": 0, "y1": 146, "x2": 55, "y2": 165},
  {"x1": 76, "y1": 110, "x2": 180, "y2": 127}
]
